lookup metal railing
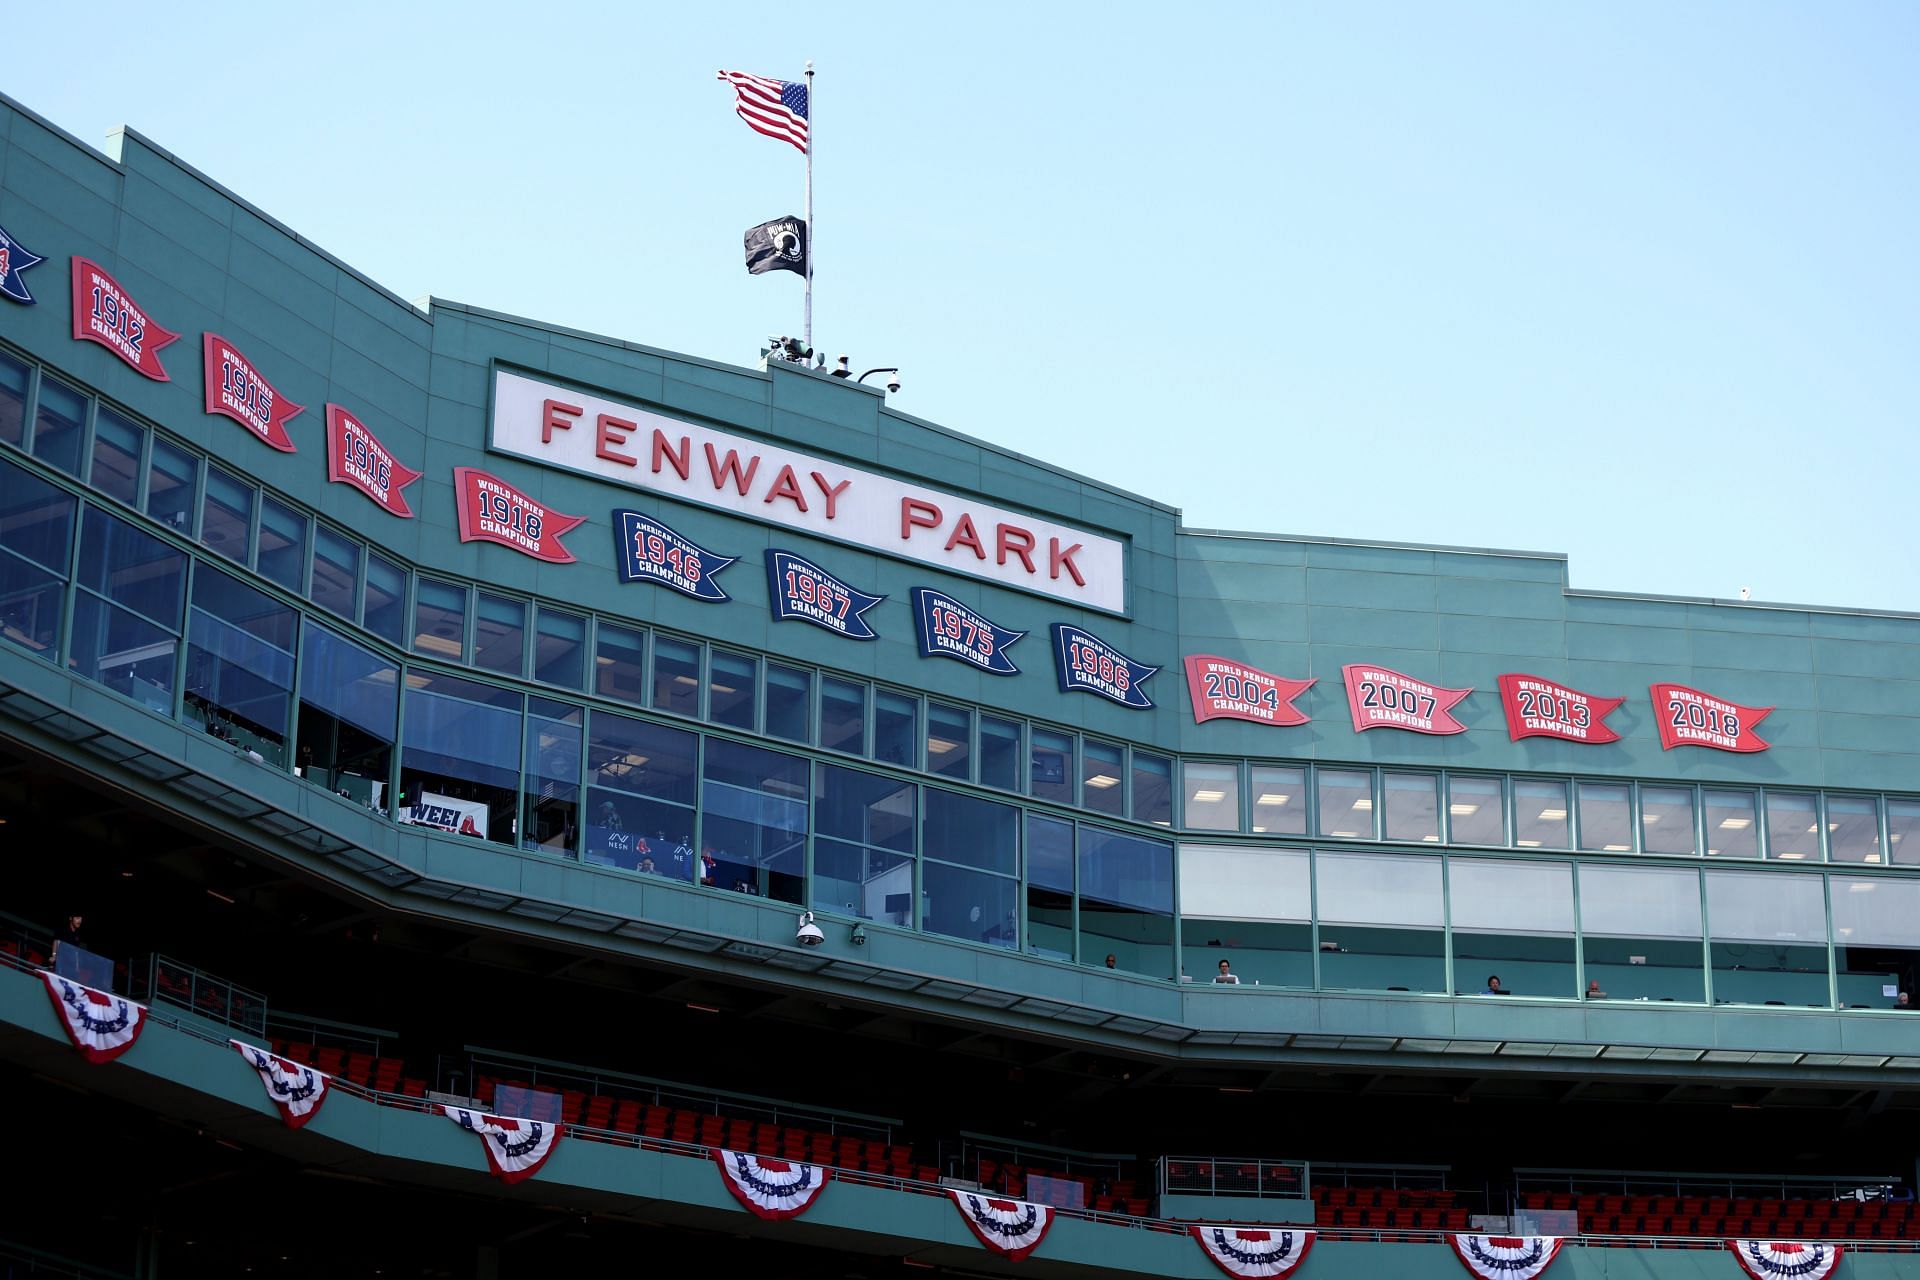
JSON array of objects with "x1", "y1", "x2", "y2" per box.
[
  {"x1": 132, "y1": 954, "x2": 267, "y2": 1036},
  {"x1": 1161, "y1": 1156, "x2": 1310, "y2": 1199},
  {"x1": 1516, "y1": 1168, "x2": 1912, "y2": 1202}
]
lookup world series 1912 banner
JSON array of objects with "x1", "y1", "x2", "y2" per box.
[
  {"x1": 1052, "y1": 624, "x2": 1157, "y2": 709},
  {"x1": 1651, "y1": 682, "x2": 1772, "y2": 753},
  {"x1": 1184, "y1": 655, "x2": 1314, "y2": 727},
  {"x1": 912, "y1": 588, "x2": 1024, "y2": 676},
  {"x1": 1497, "y1": 673, "x2": 1624, "y2": 745},
  {"x1": 71, "y1": 258, "x2": 179, "y2": 380},
  {"x1": 767, "y1": 550, "x2": 884, "y2": 639},
  {"x1": 613, "y1": 510, "x2": 735, "y2": 601},
  {"x1": 1343, "y1": 664, "x2": 1470, "y2": 736},
  {"x1": 453, "y1": 468, "x2": 585, "y2": 563}
]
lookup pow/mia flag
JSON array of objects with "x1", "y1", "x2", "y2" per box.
[{"x1": 744, "y1": 216, "x2": 807, "y2": 276}]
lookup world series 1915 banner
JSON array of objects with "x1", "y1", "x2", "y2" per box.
[
  {"x1": 71, "y1": 258, "x2": 179, "y2": 380},
  {"x1": 1497, "y1": 673, "x2": 1623, "y2": 745},
  {"x1": 912, "y1": 588, "x2": 1024, "y2": 676},
  {"x1": 1651, "y1": 682, "x2": 1771, "y2": 753},
  {"x1": 1052, "y1": 624, "x2": 1157, "y2": 709},
  {"x1": 767, "y1": 551, "x2": 884, "y2": 640},
  {"x1": 203, "y1": 335, "x2": 303, "y2": 452},
  {"x1": 614, "y1": 510, "x2": 735, "y2": 601},
  {"x1": 453, "y1": 468, "x2": 585, "y2": 563},
  {"x1": 1184, "y1": 655, "x2": 1314, "y2": 727},
  {"x1": 1342, "y1": 664, "x2": 1470, "y2": 736}
]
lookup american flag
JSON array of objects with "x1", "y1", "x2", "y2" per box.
[{"x1": 716, "y1": 70, "x2": 809, "y2": 154}]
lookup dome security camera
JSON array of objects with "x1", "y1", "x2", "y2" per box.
[
  {"x1": 795, "y1": 911, "x2": 825, "y2": 947},
  {"x1": 886, "y1": 373, "x2": 901, "y2": 394}
]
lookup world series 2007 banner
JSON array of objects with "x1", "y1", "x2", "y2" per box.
[
  {"x1": 614, "y1": 510, "x2": 735, "y2": 601},
  {"x1": 71, "y1": 258, "x2": 179, "y2": 379},
  {"x1": 912, "y1": 588, "x2": 1024, "y2": 676},
  {"x1": 453, "y1": 468, "x2": 585, "y2": 563},
  {"x1": 203, "y1": 335, "x2": 303, "y2": 452},
  {"x1": 1651, "y1": 682, "x2": 1771, "y2": 753},
  {"x1": 1184, "y1": 655, "x2": 1313, "y2": 727},
  {"x1": 1053, "y1": 624, "x2": 1157, "y2": 709},
  {"x1": 1343, "y1": 664, "x2": 1470, "y2": 736},
  {"x1": 1497, "y1": 674, "x2": 1623, "y2": 745},
  {"x1": 767, "y1": 550, "x2": 884, "y2": 640},
  {"x1": 326, "y1": 404, "x2": 422, "y2": 517}
]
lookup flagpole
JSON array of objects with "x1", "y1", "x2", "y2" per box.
[{"x1": 803, "y1": 60, "x2": 814, "y2": 355}]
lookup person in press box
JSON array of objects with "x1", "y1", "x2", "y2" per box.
[{"x1": 1213, "y1": 959, "x2": 1241, "y2": 985}]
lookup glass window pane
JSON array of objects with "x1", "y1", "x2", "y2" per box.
[
  {"x1": 256, "y1": 496, "x2": 306, "y2": 592},
  {"x1": 0, "y1": 454, "x2": 76, "y2": 573},
  {"x1": 1449, "y1": 858, "x2": 1576, "y2": 998},
  {"x1": 1577, "y1": 863, "x2": 1704, "y2": 1003},
  {"x1": 32, "y1": 377, "x2": 86, "y2": 477},
  {"x1": 1888, "y1": 800, "x2": 1920, "y2": 867},
  {"x1": 522, "y1": 698, "x2": 580, "y2": 856},
  {"x1": 1765, "y1": 791, "x2": 1820, "y2": 861},
  {"x1": 1707, "y1": 870, "x2": 1829, "y2": 1007},
  {"x1": 1029, "y1": 727, "x2": 1074, "y2": 804},
  {"x1": 310, "y1": 526, "x2": 358, "y2": 619},
  {"x1": 1132, "y1": 751, "x2": 1172, "y2": 827},
  {"x1": 1448, "y1": 775, "x2": 1505, "y2": 845},
  {"x1": 814, "y1": 836, "x2": 912, "y2": 923},
  {"x1": 1640, "y1": 785, "x2": 1697, "y2": 855},
  {"x1": 593, "y1": 622, "x2": 646, "y2": 705},
  {"x1": 0, "y1": 350, "x2": 26, "y2": 446},
  {"x1": 1081, "y1": 739, "x2": 1124, "y2": 816},
  {"x1": 70, "y1": 594, "x2": 177, "y2": 711},
  {"x1": 1179, "y1": 844, "x2": 1312, "y2": 988},
  {"x1": 1025, "y1": 814, "x2": 1075, "y2": 961},
  {"x1": 587, "y1": 709, "x2": 697, "y2": 875},
  {"x1": 1577, "y1": 782, "x2": 1633, "y2": 852},
  {"x1": 1248, "y1": 765, "x2": 1305, "y2": 836},
  {"x1": 1827, "y1": 795, "x2": 1883, "y2": 864},
  {"x1": 473, "y1": 593, "x2": 526, "y2": 676},
  {"x1": 0, "y1": 549, "x2": 63, "y2": 660},
  {"x1": 78, "y1": 505, "x2": 184, "y2": 626},
  {"x1": 1184, "y1": 761, "x2": 1240, "y2": 832},
  {"x1": 1513, "y1": 780, "x2": 1569, "y2": 849},
  {"x1": 1078, "y1": 827, "x2": 1173, "y2": 978},
  {"x1": 1703, "y1": 790, "x2": 1759, "y2": 859},
  {"x1": 820, "y1": 678, "x2": 866, "y2": 753},
  {"x1": 186, "y1": 565, "x2": 296, "y2": 766},
  {"x1": 1317, "y1": 768, "x2": 1373, "y2": 839},
  {"x1": 363, "y1": 553, "x2": 407, "y2": 645},
  {"x1": 764, "y1": 662, "x2": 810, "y2": 742},
  {"x1": 1316, "y1": 851, "x2": 1444, "y2": 993},
  {"x1": 145, "y1": 436, "x2": 196, "y2": 533},
  {"x1": 979, "y1": 715, "x2": 1022, "y2": 792},
  {"x1": 1834, "y1": 878, "x2": 1920, "y2": 1009},
  {"x1": 873, "y1": 690, "x2": 917, "y2": 767},
  {"x1": 200, "y1": 465, "x2": 252, "y2": 563},
  {"x1": 700, "y1": 740, "x2": 806, "y2": 904},
  {"x1": 534, "y1": 608, "x2": 585, "y2": 689},
  {"x1": 815, "y1": 764, "x2": 915, "y2": 851},
  {"x1": 927, "y1": 702, "x2": 972, "y2": 780},
  {"x1": 923, "y1": 861, "x2": 1018, "y2": 950},
  {"x1": 650, "y1": 636, "x2": 700, "y2": 715},
  {"x1": 89, "y1": 407, "x2": 143, "y2": 505},
  {"x1": 412, "y1": 578, "x2": 466, "y2": 661},
  {"x1": 296, "y1": 621, "x2": 396, "y2": 811},
  {"x1": 707, "y1": 650, "x2": 756, "y2": 730},
  {"x1": 1383, "y1": 771, "x2": 1439, "y2": 843},
  {"x1": 400, "y1": 671, "x2": 520, "y2": 845},
  {"x1": 923, "y1": 787, "x2": 1016, "y2": 875}
]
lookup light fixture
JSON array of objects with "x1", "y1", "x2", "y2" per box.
[
  {"x1": 1257, "y1": 793, "x2": 1290, "y2": 806},
  {"x1": 1718, "y1": 817, "x2": 1752, "y2": 829},
  {"x1": 1641, "y1": 813, "x2": 1661, "y2": 824},
  {"x1": 927, "y1": 737, "x2": 958, "y2": 755},
  {"x1": 1449, "y1": 803, "x2": 1479, "y2": 816},
  {"x1": 1517, "y1": 839, "x2": 1542, "y2": 848},
  {"x1": 1539, "y1": 808, "x2": 1567, "y2": 821},
  {"x1": 1351, "y1": 798, "x2": 1373, "y2": 810},
  {"x1": 795, "y1": 911, "x2": 825, "y2": 947},
  {"x1": 1602, "y1": 844, "x2": 1631, "y2": 852},
  {"x1": 1085, "y1": 774, "x2": 1120, "y2": 789},
  {"x1": 1191, "y1": 789, "x2": 1225, "y2": 803}
]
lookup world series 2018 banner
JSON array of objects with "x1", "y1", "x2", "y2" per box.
[
  {"x1": 614, "y1": 510, "x2": 735, "y2": 601},
  {"x1": 1342, "y1": 664, "x2": 1470, "y2": 735},
  {"x1": 1651, "y1": 682, "x2": 1772, "y2": 753},
  {"x1": 203, "y1": 335, "x2": 303, "y2": 452},
  {"x1": 767, "y1": 550, "x2": 884, "y2": 639},
  {"x1": 453, "y1": 468, "x2": 586, "y2": 563},
  {"x1": 1184, "y1": 655, "x2": 1314, "y2": 727},
  {"x1": 71, "y1": 258, "x2": 179, "y2": 380},
  {"x1": 1497, "y1": 674, "x2": 1623, "y2": 745},
  {"x1": 912, "y1": 588, "x2": 1024, "y2": 676},
  {"x1": 326, "y1": 404, "x2": 422, "y2": 517},
  {"x1": 1053, "y1": 624, "x2": 1157, "y2": 709}
]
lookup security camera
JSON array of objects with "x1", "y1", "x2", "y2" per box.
[
  {"x1": 885, "y1": 373, "x2": 901, "y2": 394},
  {"x1": 795, "y1": 911, "x2": 825, "y2": 947},
  {"x1": 850, "y1": 924, "x2": 867, "y2": 947},
  {"x1": 831, "y1": 355, "x2": 851, "y2": 378}
]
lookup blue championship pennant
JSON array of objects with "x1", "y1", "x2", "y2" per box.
[
  {"x1": 0, "y1": 223, "x2": 45, "y2": 305},
  {"x1": 613, "y1": 510, "x2": 736, "y2": 602},
  {"x1": 767, "y1": 550, "x2": 884, "y2": 640},
  {"x1": 1051, "y1": 623, "x2": 1159, "y2": 709},
  {"x1": 911, "y1": 588, "x2": 1025, "y2": 676}
]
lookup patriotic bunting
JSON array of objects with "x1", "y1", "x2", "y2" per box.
[
  {"x1": 442, "y1": 1106, "x2": 562, "y2": 1184},
  {"x1": 40, "y1": 970, "x2": 146, "y2": 1064},
  {"x1": 711, "y1": 1149, "x2": 830, "y2": 1220},
  {"x1": 1190, "y1": 1225, "x2": 1317, "y2": 1279},
  {"x1": 230, "y1": 1039, "x2": 330, "y2": 1129},
  {"x1": 948, "y1": 1190, "x2": 1054, "y2": 1261},
  {"x1": 1449, "y1": 1235, "x2": 1564, "y2": 1280},
  {"x1": 1727, "y1": 1240, "x2": 1842, "y2": 1280}
]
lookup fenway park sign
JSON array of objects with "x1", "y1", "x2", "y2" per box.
[{"x1": 489, "y1": 369, "x2": 1126, "y2": 612}]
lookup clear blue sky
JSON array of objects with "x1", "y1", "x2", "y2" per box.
[{"x1": 10, "y1": 3, "x2": 1918, "y2": 611}]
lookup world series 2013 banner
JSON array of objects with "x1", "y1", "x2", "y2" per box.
[
  {"x1": 203, "y1": 335, "x2": 303, "y2": 452},
  {"x1": 1184, "y1": 655, "x2": 1313, "y2": 727},
  {"x1": 326, "y1": 404, "x2": 422, "y2": 517},
  {"x1": 453, "y1": 468, "x2": 585, "y2": 563},
  {"x1": 1652, "y1": 682, "x2": 1772, "y2": 753},
  {"x1": 1497, "y1": 673, "x2": 1624, "y2": 745},
  {"x1": 767, "y1": 550, "x2": 884, "y2": 639},
  {"x1": 0, "y1": 222, "x2": 45, "y2": 304},
  {"x1": 71, "y1": 258, "x2": 179, "y2": 380},
  {"x1": 613, "y1": 510, "x2": 735, "y2": 601},
  {"x1": 1343, "y1": 664, "x2": 1470, "y2": 736},
  {"x1": 912, "y1": 588, "x2": 1024, "y2": 676},
  {"x1": 1053, "y1": 624, "x2": 1157, "y2": 709}
]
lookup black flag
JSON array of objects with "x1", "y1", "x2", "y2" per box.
[{"x1": 744, "y1": 216, "x2": 807, "y2": 277}]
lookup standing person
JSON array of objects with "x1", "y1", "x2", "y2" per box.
[
  {"x1": 1213, "y1": 959, "x2": 1241, "y2": 985},
  {"x1": 50, "y1": 914, "x2": 85, "y2": 978}
]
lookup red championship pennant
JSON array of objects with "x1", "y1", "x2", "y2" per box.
[
  {"x1": 1342, "y1": 664, "x2": 1470, "y2": 736},
  {"x1": 326, "y1": 404, "x2": 422, "y2": 517},
  {"x1": 452, "y1": 467, "x2": 586, "y2": 563},
  {"x1": 1497, "y1": 674, "x2": 1624, "y2": 745},
  {"x1": 203, "y1": 335, "x2": 302, "y2": 451},
  {"x1": 70, "y1": 258, "x2": 179, "y2": 380},
  {"x1": 1184, "y1": 655, "x2": 1314, "y2": 727},
  {"x1": 1650, "y1": 682, "x2": 1772, "y2": 753}
]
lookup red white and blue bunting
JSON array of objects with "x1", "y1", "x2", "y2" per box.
[
  {"x1": 712, "y1": 1148, "x2": 830, "y2": 1220},
  {"x1": 230, "y1": 1039, "x2": 330, "y2": 1129},
  {"x1": 948, "y1": 1190, "x2": 1054, "y2": 1261},
  {"x1": 1190, "y1": 1225, "x2": 1317, "y2": 1279},
  {"x1": 1728, "y1": 1240, "x2": 1843, "y2": 1280},
  {"x1": 40, "y1": 970, "x2": 145, "y2": 1064},
  {"x1": 442, "y1": 1106, "x2": 563, "y2": 1184},
  {"x1": 1449, "y1": 1234, "x2": 1565, "y2": 1280}
]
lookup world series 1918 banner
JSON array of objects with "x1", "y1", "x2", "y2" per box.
[{"x1": 453, "y1": 468, "x2": 585, "y2": 563}]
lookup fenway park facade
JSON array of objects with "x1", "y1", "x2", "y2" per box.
[{"x1": 0, "y1": 91, "x2": 1916, "y2": 1280}]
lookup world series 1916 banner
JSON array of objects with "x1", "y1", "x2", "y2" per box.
[
  {"x1": 1650, "y1": 682, "x2": 1772, "y2": 753},
  {"x1": 614, "y1": 510, "x2": 735, "y2": 601},
  {"x1": 203, "y1": 335, "x2": 303, "y2": 452},
  {"x1": 453, "y1": 468, "x2": 585, "y2": 563},
  {"x1": 1053, "y1": 624, "x2": 1158, "y2": 709},
  {"x1": 1497, "y1": 673, "x2": 1624, "y2": 745},
  {"x1": 326, "y1": 404, "x2": 422, "y2": 517},
  {"x1": 912, "y1": 588, "x2": 1024, "y2": 676},
  {"x1": 1342, "y1": 664, "x2": 1470, "y2": 736},
  {"x1": 767, "y1": 551, "x2": 884, "y2": 639},
  {"x1": 1184, "y1": 655, "x2": 1314, "y2": 727},
  {"x1": 71, "y1": 258, "x2": 179, "y2": 379}
]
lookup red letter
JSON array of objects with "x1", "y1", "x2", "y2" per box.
[
  {"x1": 762, "y1": 464, "x2": 809, "y2": 511},
  {"x1": 704, "y1": 443, "x2": 760, "y2": 496},
  {"x1": 1049, "y1": 538, "x2": 1085, "y2": 586},
  {"x1": 996, "y1": 524, "x2": 1036, "y2": 573},
  {"x1": 811, "y1": 471, "x2": 851, "y2": 520},
  {"x1": 541, "y1": 398, "x2": 581, "y2": 443},
  {"x1": 651, "y1": 430, "x2": 691, "y2": 480},
  {"x1": 595, "y1": 414, "x2": 638, "y2": 467},
  {"x1": 944, "y1": 514, "x2": 986, "y2": 559},
  {"x1": 901, "y1": 498, "x2": 943, "y2": 540}
]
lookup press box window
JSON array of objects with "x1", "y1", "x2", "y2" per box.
[
  {"x1": 362, "y1": 553, "x2": 408, "y2": 646},
  {"x1": 594, "y1": 623, "x2": 647, "y2": 705},
  {"x1": 1316, "y1": 769, "x2": 1373, "y2": 839},
  {"x1": 0, "y1": 350, "x2": 27, "y2": 446},
  {"x1": 31, "y1": 375, "x2": 87, "y2": 477},
  {"x1": 1249, "y1": 766, "x2": 1305, "y2": 836},
  {"x1": 1030, "y1": 728, "x2": 1073, "y2": 805},
  {"x1": 1764, "y1": 791, "x2": 1820, "y2": 861},
  {"x1": 89, "y1": 408, "x2": 144, "y2": 506},
  {"x1": 1447, "y1": 775, "x2": 1505, "y2": 845},
  {"x1": 764, "y1": 663, "x2": 810, "y2": 743},
  {"x1": 927, "y1": 702, "x2": 972, "y2": 780},
  {"x1": 200, "y1": 465, "x2": 253, "y2": 564},
  {"x1": 473, "y1": 593, "x2": 526, "y2": 676},
  {"x1": 533, "y1": 608, "x2": 585, "y2": 689},
  {"x1": 1183, "y1": 761, "x2": 1240, "y2": 832},
  {"x1": 310, "y1": 526, "x2": 360, "y2": 620},
  {"x1": 1132, "y1": 752, "x2": 1172, "y2": 827},
  {"x1": 1827, "y1": 795, "x2": 1884, "y2": 864},
  {"x1": 145, "y1": 437, "x2": 197, "y2": 533},
  {"x1": 412, "y1": 577, "x2": 467, "y2": 661},
  {"x1": 256, "y1": 497, "x2": 307, "y2": 593},
  {"x1": 651, "y1": 636, "x2": 701, "y2": 716},
  {"x1": 1081, "y1": 739, "x2": 1124, "y2": 817},
  {"x1": 1576, "y1": 782, "x2": 1632, "y2": 852},
  {"x1": 708, "y1": 650, "x2": 758, "y2": 731}
]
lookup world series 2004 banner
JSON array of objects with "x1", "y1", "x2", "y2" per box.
[
  {"x1": 0, "y1": 221, "x2": 46, "y2": 304},
  {"x1": 1652, "y1": 682, "x2": 1772, "y2": 753},
  {"x1": 948, "y1": 1190, "x2": 1054, "y2": 1261},
  {"x1": 1184, "y1": 655, "x2": 1314, "y2": 727},
  {"x1": 326, "y1": 404, "x2": 422, "y2": 517},
  {"x1": 1727, "y1": 1240, "x2": 1841, "y2": 1280},
  {"x1": 1343, "y1": 664, "x2": 1470, "y2": 736},
  {"x1": 614, "y1": 510, "x2": 736, "y2": 601},
  {"x1": 767, "y1": 550, "x2": 884, "y2": 640},
  {"x1": 1448, "y1": 1234, "x2": 1564, "y2": 1280},
  {"x1": 442, "y1": 1106, "x2": 562, "y2": 1184},
  {"x1": 230, "y1": 1039, "x2": 330, "y2": 1129},
  {"x1": 711, "y1": 1149, "x2": 829, "y2": 1220},
  {"x1": 203, "y1": 335, "x2": 303, "y2": 452},
  {"x1": 71, "y1": 258, "x2": 179, "y2": 380},
  {"x1": 1053, "y1": 624, "x2": 1158, "y2": 709},
  {"x1": 1497, "y1": 674, "x2": 1624, "y2": 745},
  {"x1": 40, "y1": 970, "x2": 146, "y2": 1064},
  {"x1": 1189, "y1": 1225, "x2": 1316, "y2": 1279},
  {"x1": 912, "y1": 588, "x2": 1024, "y2": 676},
  {"x1": 453, "y1": 468, "x2": 585, "y2": 563}
]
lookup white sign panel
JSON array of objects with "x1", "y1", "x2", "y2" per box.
[{"x1": 490, "y1": 370, "x2": 1126, "y2": 613}]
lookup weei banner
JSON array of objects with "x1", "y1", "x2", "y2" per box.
[
  {"x1": 1650, "y1": 682, "x2": 1772, "y2": 753},
  {"x1": 911, "y1": 588, "x2": 1024, "y2": 676},
  {"x1": 71, "y1": 258, "x2": 179, "y2": 379},
  {"x1": 325, "y1": 404, "x2": 423, "y2": 517},
  {"x1": 767, "y1": 550, "x2": 884, "y2": 639},
  {"x1": 1496, "y1": 673, "x2": 1624, "y2": 745},
  {"x1": 0, "y1": 222, "x2": 45, "y2": 304},
  {"x1": 1341, "y1": 664, "x2": 1470, "y2": 736},
  {"x1": 1183, "y1": 655, "x2": 1314, "y2": 727},
  {"x1": 1052, "y1": 624, "x2": 1158, "y2": 709},
  {"x1": 453, "y1": 468, "x2": 585, "y2": 563},
  {"x1": 203, "y1": 335, "x2": 303, "y2": 452},
  {"x1": 613, "y1": 510, "x2": 736, "y2": 601}
]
